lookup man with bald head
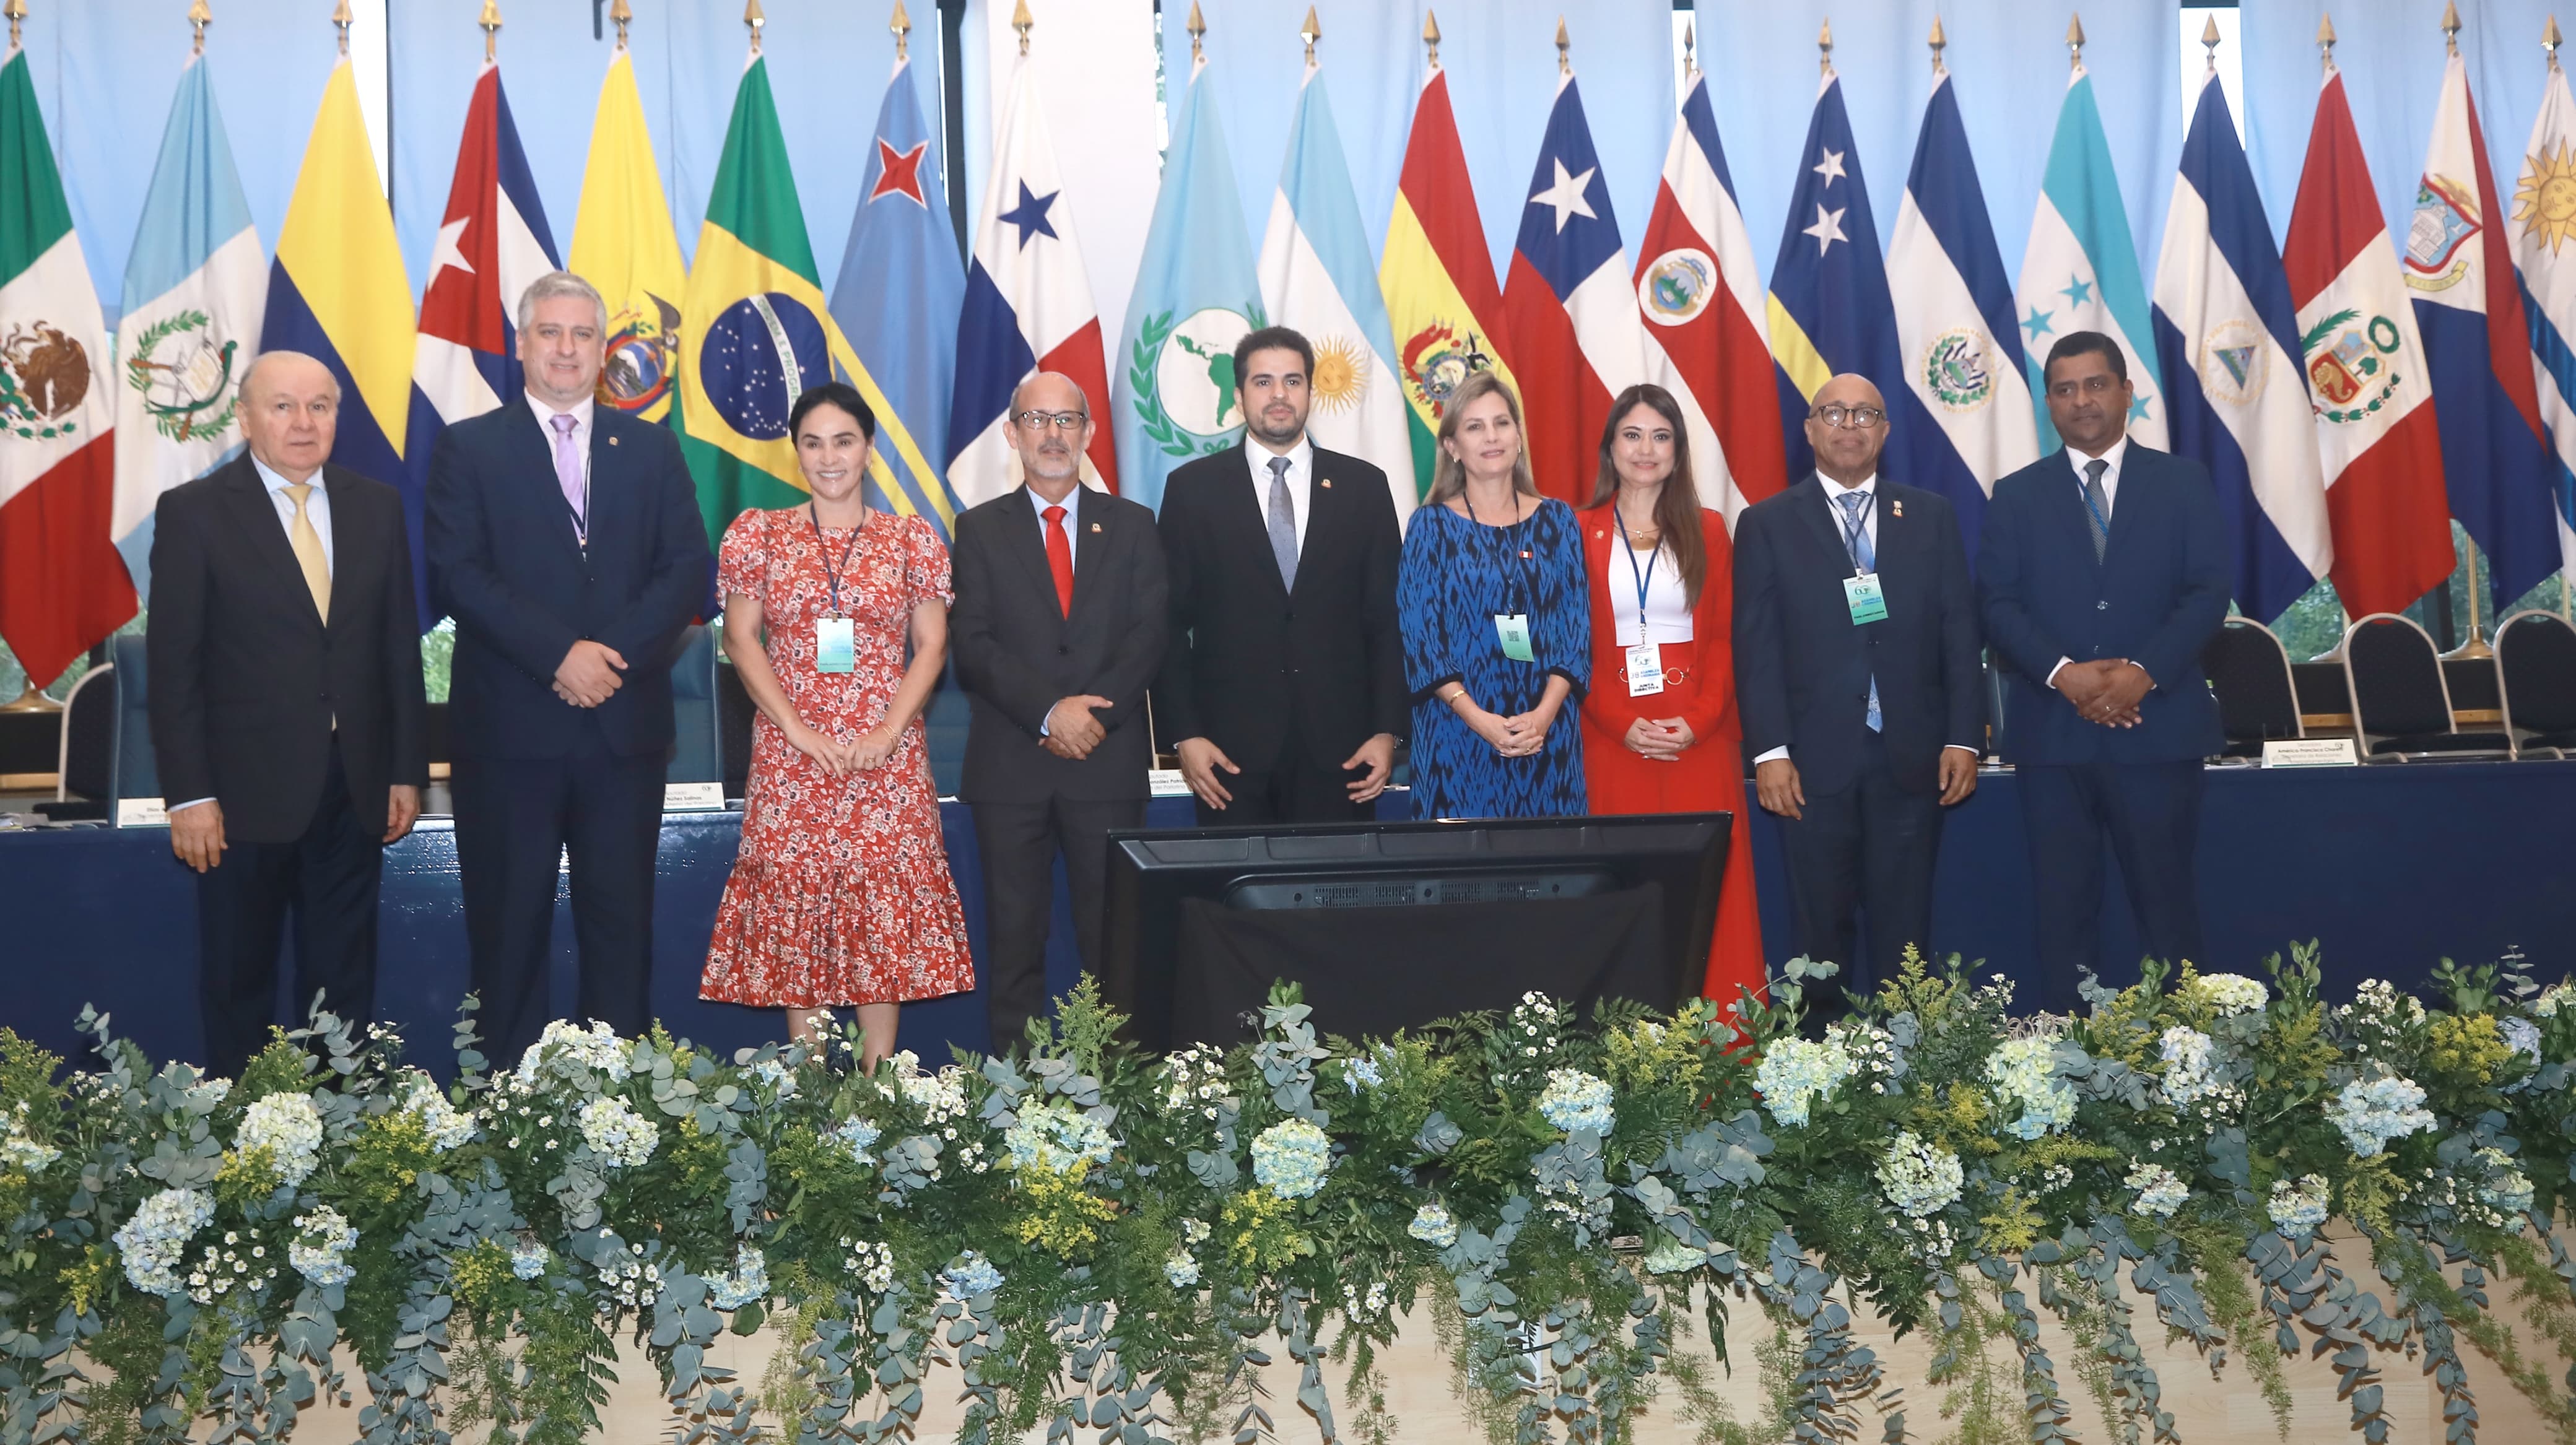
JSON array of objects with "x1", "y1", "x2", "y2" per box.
[
  {"x1": 1733, "y1": 373, "x2": 1983, "y2": 1017},
  {"x1": 147, "y1": 350, "x2": 428, "y2": 1075},
  {"x1": 947, "y1": 373, "x2": 1167, "y2": 1052}
]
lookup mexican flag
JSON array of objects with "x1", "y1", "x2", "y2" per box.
[{"x1": 0, "y1": 45, "x2": 135, "y2": 688}]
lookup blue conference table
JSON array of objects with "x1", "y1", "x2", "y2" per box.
[{"x1": 2, "y1": 759, "x2": 2569, "y2": 1074}]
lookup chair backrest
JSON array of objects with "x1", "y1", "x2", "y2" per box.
[
  {"x1": 2497, "y1": 609, "x2": 2576, "y2": 735},
  {"x1": 2204, "y1": 617, "x2": 2303, "y2": 742},
  {"x1": 667, "y1": 624, "x2": 720, "y2": 784},
  {"x1": 109, "y1": 634, "x2": 160, "y2": 810},
  {"x1": 54, "y1": 664, "x2": 116, "y2": 801},
  {"x1": 1981, "y1": 656, "x2": 2008, "y2": 757},
  {"x1": 2343, "y1": 612, "x2": 2455, "y2": 739}
]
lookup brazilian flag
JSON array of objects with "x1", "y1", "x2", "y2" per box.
[{"x1": 676, "y1": 56, "x2": 930, "y2": 547}]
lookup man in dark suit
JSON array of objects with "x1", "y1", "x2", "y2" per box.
[
  {"x1": 1155, "y1": 326, "x2": 1404, "y2": 824},
  {"x1": 425, "y1": 271, "x2": 711, "y2": 1064},
  {"x1": 950, "y1": 371, "x2": 1168, "y2": 1053},
  {"x1": 148, "y1": 350, "x2": 428, "y2": 1076},
  {"x1": 1980, "y1": 332, "x2": 2230, "y2": 1010},
  {"x1": 1733, "y1": 372, "x2": 1983, "y2": 1008}
]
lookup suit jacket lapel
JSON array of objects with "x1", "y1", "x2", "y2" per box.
[
  {"x1": 221, "y1": 459, "x2": 324, "y2": 630},
  {"x1": 1796, "y1": 477, "x2": 1855, "y2": 574},
  {"x1": 319, "y1": 466, "x2": 373, "y2": 628},
  {"x1": 2099, "y1": 449, "x2": 2146, "y2": 562},
  {"x1": 1068, "y1": 489, "x2": 1116, "y2": 625}
]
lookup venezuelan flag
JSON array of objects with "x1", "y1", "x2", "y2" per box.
[
  {"x1": 1378, "y1": 67, "x2": 1516, "y2": 497},
  {"x1": 259, "y1": 58, "x2": 434, "y2": 622}
]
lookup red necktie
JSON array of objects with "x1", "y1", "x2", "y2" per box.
[{"x1": 1043, "y1": 503, "x2": 1074, "y2": 616}]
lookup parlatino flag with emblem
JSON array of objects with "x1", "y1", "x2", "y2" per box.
[
  {"x1": 1380, "y1": 66, "x2": 1514, "y2": 495},
  {"x1": 2015, "y1": 63, "x2": 2166, "y2": 452},
  {"x1": 111, "y1": 50, "x2": 266, "y2": 604},
  {"x1": 568, "y1": 42, "x2": 686, "y2": 428},
  {"x1": 1113, "y1": 48, "x2": 1261, "y2": 515},
  {"x1": 2284, "y1": 63, "x2": 2455, "y2": 621},
  {"x1": 0, "y1": 40, "x2": 133, "y2": 688},
  {"x1": 414, "y1": 62, "x2": 560, "y2": 451},
  {"x1": 2508, "y1": 50, "x2": 2576, "y2": 589},
  {"x1": 680, "y1": 53, "x2": 933, "y2": 547},
  {"x1": 1257, "y1": 62, "x2": 1412, "y2": 524},
  {"x1": 2151, "y1": 68, "x2": 2330, "y2": 625}
]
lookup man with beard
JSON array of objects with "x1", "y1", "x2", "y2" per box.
[
  {"x1": 1154, "y1": 327, "x2": 1404, "y2": 824},
  {"x1": 949, "y1": 372, "x2": 1168, "y2": 1053}
]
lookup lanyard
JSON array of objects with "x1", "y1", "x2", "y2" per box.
[
  {"x1": 1832, "y1": 490, "x2": 1874, "y2": 576},
  {"x1": 807, "y1": 502, "x2": 866, "y2": 616},
  {"x1": 1613, "y1": 506, "x2": 1660, "y2": 638},
  {"x1": 1460, "y1": 489, "x2": 1537, "y2": 613}
]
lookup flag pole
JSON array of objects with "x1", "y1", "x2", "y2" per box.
[
  {"x1": 892, "y1": 0, "x2": 908, "y2": 63},
  {"x1": 1681, "y1": 17, "x2": 1694, "y2": 81},
  {"x1": 1555, "y1": 16, "x2": 1569, "y2": 77},
  {"x1": 1187, "y1": 1, "x2": 1203, "y2": 66},
  {"x1": 2070, "y1": 12, "x2": 2087, "y2": 72},
  {"x1": 1300, "y1": 4, "x2": 1317, "y2": 67},
  {"x1": 0, "y1": 0, "x2": 62, "y2": 710},
  {"x1": 1928, "y1": 14, "x2": 1946, "y2": 76},
  {"x1": 2, "y1": 0, "x2": 20, "y2": 53},
  {"x1": 1423, "y1": 9, "x2": 1438, "y2": 71},
  {"x1": 479, "y1": 0, "x2": 499, "y2": 63},
  {"x1": 332, "y1": 0, "x2": 349, "y2": 57},
  {"x1": 190, "y1": 0, "x2": 209, "y2": 55},
  {"x1": 1012, "y1": 0, "x2": 1030, "y2": 58},
  {"x1": 745, "y1": 0, "x2": 762, "y2": 57}
]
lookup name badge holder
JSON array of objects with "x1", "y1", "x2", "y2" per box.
[
  {"x1": 811, "y1": 503, "x2": 864, "y2": 674},
  {"x1": 1614, "y1": 509, "x2": 1666, "y2": 696},
  {"x1": 1835, "y1": 493, "x2": 1889, "y2": 625},
  {"x1": 1464, "y1": 491, "x2": 1543, "y2": 664}
]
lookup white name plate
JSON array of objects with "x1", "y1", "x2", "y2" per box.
[
  {"x1": 116, "y1": 797, "x2": 169, "y2": 828},
  {"x1": 1148, "y1": 768, "x2": 1193, "y2": 798},
  {"x1": 663, "y1": 782, "x2": 726, "y2": 810},
  {"x1": 2261, "y1": 738, "x2": 2359, "y2": 768}
]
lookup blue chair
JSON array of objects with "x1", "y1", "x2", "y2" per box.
[
  {"x1": 108, "y1": 635, "x2": 160, "y2": 814},
  {"x1": 668, "y1": 624, "x2": 721, "y2": 788}
]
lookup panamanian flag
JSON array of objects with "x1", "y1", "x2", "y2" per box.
[
  {"x1": 2151, "y1": 69, "x2": 2331, "y2": 624},
  {"x1": 2507, "y1": 48, "x2": 2576, "y2": 592},
  {"x1": 947, "y1": 53, "x2": 1117, "y2": 503},
  {"x1": 2015, "y1": 63, "x2": 2166, "y2": 453},
  {"x1": 414, "y1": 62, "x2": 559, "y2": 439}
]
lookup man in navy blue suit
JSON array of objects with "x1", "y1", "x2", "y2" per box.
[
  {"x1": 1978, "y1": 332, "x2": 2231, "y2": 1010},
  {"x1": 426, "y1": 271, "x2": 712, "y2": 1062}
]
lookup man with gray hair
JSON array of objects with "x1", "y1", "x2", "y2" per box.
[{"x1": 426, "y1": 269, "x2": 711, "y2": 1062}]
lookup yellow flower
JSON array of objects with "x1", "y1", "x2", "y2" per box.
[{"x1": 2427, "y1": 1015, "x2": 2511, "y2": 1086}]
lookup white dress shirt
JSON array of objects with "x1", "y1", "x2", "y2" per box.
[
  {"x1": 175, "y1": 456, "x2": 339, "y2": 815},
  {"x1": 1245, "y1": 434, "x2": 1315, "y2": 553},
  {"x1": 1029, "y1": 480, "x2": 1082, "y2": 570},
  {"x1": 2044, "y1": 436, "x2": 2144, "y2": 688}
]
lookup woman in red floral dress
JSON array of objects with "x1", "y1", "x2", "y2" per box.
[{"x1": 700, "y1": 383, "x2": 973, "y2": 1067}]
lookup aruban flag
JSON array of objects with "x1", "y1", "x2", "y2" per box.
[
  {"x1": 947, "y1": 51, "x2": 1118, "y2": 505},
  {"x1": 1634, "y1": 72, "x2": 1784, "y2": 527},
  {"x1": 2016, "y1": 64, "x2": 2167, "y2": 451},
  {"x1": 2285, "y1": 64, "x2": 2455, "y2": 620},
  {"x1": 2507, "y1": 50, "x2": 2576, "y2": 592},
  {"x1": 111, "y1": 50, "x2": 266, "y2": 603},
  {"x1": 569, "y1": 41, "x2": 687, "y2": 428},
  {"x1": 1379, "y1": 66, "x2": 1515, "y2": 494},
  {"x1": 414, "y1": 62, "x2": 560, "y2": 443},
  {"x1": 0, "y1": 41, "x2": 133, "y2": 688},
  {"x1": 1502, "y1": 72, "x2": 1647, "y2": 507}
]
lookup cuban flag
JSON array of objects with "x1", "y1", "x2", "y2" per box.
[
  {"x1": 2016, "y1": 64, "x2": 2166, "y2": 452},
  {"x1": 414, "y1": 62, "x2": 559, "y2": 438},
  {"x1": 2414, "y1": 51, "x2": 2564, "y2": 615},
  {"x1": 2509, "y1": 53, "x2": 2576, "y2": 593},
  {"x1": 1633, "y1": 72, "x2": 1784, "y2": 527},
  {"x1": 1886, "y1": 66, "x2": 2035, "y2": 549},
  {"x1": 946, "y1": 54, "x2": 1117, "y2": 505},
  {"x1": 2151, "y1": 70, "x2": 2331, "y2": 624}
]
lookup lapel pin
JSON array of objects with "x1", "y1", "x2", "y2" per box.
[
  {"x1": 1090, "y1": 522, "x2": 1102, "y2": 533},
  {"x1": 1890, "y1": 498, "x2": 1902, "y2": 518},
  {"x1": 1321, "y1": 479, "x2": 1332, "y2": 488},
  {"x1": 1521, "y1": 550, "x2": 1533, "y2": 560},
  {"x1": 608, "y1": 435, "x2": 620, "y2": 446}
]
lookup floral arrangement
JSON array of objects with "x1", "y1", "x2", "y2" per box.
[{"x1": 2, "y1": 945, "x2": 2575, "y2": 1445}]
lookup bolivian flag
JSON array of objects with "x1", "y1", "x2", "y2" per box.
[
  {"x1": 677, "y1": 54, "x2": 931, "y2": 547},
  {"x1": 569, "y1": 45, "x2": 685, "y2": 427},
  {"x1": 1378, "y1": 67, "x2": 1516, "y2": 496}
]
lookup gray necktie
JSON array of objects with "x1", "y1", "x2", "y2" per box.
[
  {"x1": 1834, "y1": 490, "x2": 1881, "y2": 733},
  {"x1": 1266, "y1": 455, "x2": 1299, "y2": 591},
  {"x1": 2082, "y1": 458, "x2": 2110, "y2": 562}
]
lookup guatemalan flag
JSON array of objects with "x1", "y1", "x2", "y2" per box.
[
  {"x1": 1886, "y1": 64, "x2": 2035, "y2": 552},
  {"x1": 2016, "y1": 63, "x2": 2165, "y2": 453},
  {"x1": 947, "y1": 53, "x2": 1118, "y2": 505},
  {"x1": 1634, "y1": 72, "x2": 1784, "y2": 527},
  {"x1": 414, "y1": 62, "x2": 560, "y2": 449},
  {"x1": 1502, "y1": 72, "x2": 1648, "y2": 506},
  {"x1": 2151, "y1": 68, "x2": 2331, "y2": 625},
  {"x1": 2508, "y1": 50, "x2": 2576, "y2": 593},
  {"x1": 2413, "y1": 49, "x2": 2562, "y2": 615}
]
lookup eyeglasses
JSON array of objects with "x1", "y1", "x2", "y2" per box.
[
  {"x1": 1014, "y1": 410, "x2": 1089, "y2": 432},
  {"x1": 1809, "y1": 403, "x2": 1886, "y2": 430}
]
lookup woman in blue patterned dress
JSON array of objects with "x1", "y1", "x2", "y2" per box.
[{"x1": 1398, "y1": 371, "x2": 1590, "y2": 818}]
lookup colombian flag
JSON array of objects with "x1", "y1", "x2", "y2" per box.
[
  {"x1": 1378, "y1": 67, "x2": 1515, "y2": 497},
  {"x1": 677, "y1": 54, "x2": 931, "y2": 549},
  {"x1": 570, "y1": 45, "x2": 686, "y2": 428},
  {"x1": 260, "y1": 57, "x2": 433, "y2": 621}
]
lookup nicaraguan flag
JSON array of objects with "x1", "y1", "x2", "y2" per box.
[
  {"x1": 111, "y1": 51, "x2": 266, "y2": 602},
  {"x1": 1886, "y1": 65, "x2": 2035, "y2": 548},
  {"x1": 2507, "y1": 53, "x2": 2576, "y2": 592},
  {"x1": 1112, "y1": 51, "x2": 1261, "y2": 514},
  {"x1": 2016, "y1": 64, "x2": 2167, "y2": 452},
  {"x1": 414, "y1": 62, "x2": 559, "y2": 435},
  {"x1": 2151, "y1": 69, "x2": 2330, "y2": 624}
]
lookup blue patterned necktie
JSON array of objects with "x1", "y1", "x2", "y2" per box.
[
  {"x1": 2081, "y1": 458, "x2": 2110, "y2": 562},
  {"x1": 1835, "y1": 489, "x2": 1882, "y2": 734},
  {"x1": 1267, "y1": 455, "x2": 1299, "y2": 591}
]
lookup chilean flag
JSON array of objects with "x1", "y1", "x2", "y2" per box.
[
  {"x1": 1501, "y1": 74, "x2": 1649, "y2": 506},
  {"x1": 946, "y1": 54, "x2": 1118, "y2": 505},
  {"x1": 414, "y1": 63, "x2": 560, "y2": 435},
  {"x1": 1635, "y1": 73, "x2": 1786, "y2": 528}
]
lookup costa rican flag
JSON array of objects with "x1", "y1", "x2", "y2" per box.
[{"x1": 414, "y1": 62, "x2": 559, "y2": 430}]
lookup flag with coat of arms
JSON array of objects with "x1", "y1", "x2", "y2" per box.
[
  {"x1": 2015, "y1": 63, "x2": 2166, "y2": 453},
  {"x1": 1379, "y1": 66, "x2": 1515, "y2": 495},
  {"x1": 569, "y1": 41, "x2": 687, "y2": 430},
  {"x1": 414, "y1": 61, "x2": 560, "y2": 462},
  {"x1": 2506, "y1": 46, "x2": 2576, "y2": 591}
]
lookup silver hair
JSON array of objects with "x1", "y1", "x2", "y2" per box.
[
  {"x1": 239, "y1": 350, "x2": 342, "y2": 403},
  {"x1": 515, "y1": 271, "x2": 609, "y2": 334}
]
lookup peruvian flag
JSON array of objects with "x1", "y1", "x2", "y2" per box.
[
  {"x1": 946, "y1": 53, "x2": 1117, "y2": 505},
  {"x1": 2284, "y1": 67, "x2": 2456, "y2": 618},
  {"x1": 415, "y1": 61, "x2": 560, "y2": 432},
  {"x1": 1633, "y1": 73, "x2": 1785, "y2": 529}
]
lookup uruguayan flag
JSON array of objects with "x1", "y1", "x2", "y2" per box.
[
  {"x1": 2016, "y1": 64, "x2": 2165, "y2": 452},
  {"x1": 2151, "y1": 71, "x2": 2331, "y2": 623},
  {"x1": 2509, "y1": 53, "x2": 2576, "y2": 586}
]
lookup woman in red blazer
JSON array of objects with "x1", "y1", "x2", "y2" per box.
[{"x1": 1578, "y1": 384, "x2": 1764, "y2": 1013}]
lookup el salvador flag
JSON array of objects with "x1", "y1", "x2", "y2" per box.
[{"x1": 2151, "y1": 70, "x2": 2330, "y2": 625}]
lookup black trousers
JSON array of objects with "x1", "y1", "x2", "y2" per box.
[
  {"x1": 971, "y1": 794, "x2": 1145, "y2": 1054},
  {"x1": 451, "y1": 732, "x2": 666, "y2": 1066},
  {"x1": 195, "y1": 739, "x2": 381, "y2": 1077},
  {"x1": 1191, "y1": 713, "x2": 1372, "y2": 827},
  {"x1": 1775, "y1": 731, "x2": 1943, "y2": 1016},
  {"x1": 2020, "y1": 758, "x2": 2207, "y2": 1012}
]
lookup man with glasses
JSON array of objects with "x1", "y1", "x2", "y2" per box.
[
  {"x1": 1979, "y1": 332, "x2": 2229, "y2": 1011},
  {"x1": 949, "y1": 372, "x2": 1168, "y2": 1054},
  {"x1": 1734, "y1": 373, "x2": 1983, "y2": 1017}
]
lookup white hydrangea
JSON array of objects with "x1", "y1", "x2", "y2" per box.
[
  {"x1": 1340, "y1": 1055, "x2": 1385, "y2": 1093},
  {"x1": 289, "y1": 1207, "x2": 357, "y2": 1289},
  {"x1": 2476, "y1": 1148, "x2": 2536, "y2": 1218},
  {"x1": 1536, "y1": 1069, "x2": 1616, "y2": 1135},
  {"x1": 401, "y1": 1078, "x2": 476, "y2": 1152},
  {"x1": 707, "y1": 1247, "x2": 769, "y2": 1309},
  {"x1": 184, "y1": 1078, "x2": 233, "y2": 1109},
  {"x1": 884, "y1": 1053, "x2": 972, "y2": 1124},
  {"x1": 1408, "y1": 1202, "x2": 1460, "y2": 1249},
  {"x1": 2268, "y1": 1174, "x2": 2331, "y2": 1240},
  {"x1": 1002, "y1": 1099, "x2": 1116, "y2": 1176},
  {"x1": 113, "y1": 1187, "x2": 213, "y2": 1297},
  {"x1": 2325, "y1": 1074, "x2": 2435, "y2": 1158},
  {"x1": 832, "y1": 1117, "x2": 882, "y2": 1165},
  {"x1": 2158, "y1": 1027, "x2": 2219, "y2": 1106},
  {"x1": 237, "y1": 1092, "x2": 324, "y2": 1187},
  {"x1": 1163, "y1": 1252, "x2": 1201, "y2": 1288},
  {"x1": 1754, "y1": 1035, "x2": 1856, "y2": 1129},
  {"x1": 941, "y1": 1251, "x2": 1004, "y2": 1299},
  {"x1": 1876, "y1": 1132, "x2": 1964, "y2": 1218},
  {"x1": 2503, "y1": 1017, "x2": 2543, "y2": 1066},
  {"x1": 2125, "y1": 1161, "x2": 2190, "y2": 1220},
  {"x1": 576, "y1": 1095, "x2": 658, "y2": 1168},
  {"x1": 2535, "y1": 984, "x2": 2576, "y2": 1020},
  {"x1": 510, "y1": 1239, "x2": 550, "y2": 1280},
  {"x1": 750, "y1": 1058, "x2": 798, "y2": 1099},
  {"x1": 0, "y1": 1104, "x2": 58, "y2": 1174},
  {"x1": 1988, "y1": 1036, "x2": 2076, "y2": 1140},
  {"x1": 518, "y1": 1020, "x2": 633, "y2": 1082},
  {"x1": 1250, "y1": 1118, "x2": 1333, "y2": 1200},
  {"x1": 2191, "y1": 973, "x2": 2269, "y2": 1017}
]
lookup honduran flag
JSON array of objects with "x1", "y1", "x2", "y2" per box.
[
  {"x1": 2151, "y1": 69, "x2": 2331, "y2": 624},
  {"x1": 1634, "y1": 72, "x2": 1784, "y2": 527},
  {"x1": 1502, "y1": 73, "x2": 1648, "y2": 507},
  {"x1": 2411, "y1": 50, "x2": 2562, "y2": 615},
  {"x1": 415, "y1": 63, "x2": 560, "y2": 444},
  {"x1": 2016, "y1": 63, "x2": 2166, "y2": 453},
  {"x1": 2285, "y1": 64, "x2": 2455, "y2": 620},
  {"x1": 2507, "y1": 50, "x2": 2576, "y2": 596},
  {"x1": 946, "y1": 52, "x2": 1118, "y2": 505}
]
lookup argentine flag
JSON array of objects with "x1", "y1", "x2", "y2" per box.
[
  {"x1": 2016, "y1": 64, "x2": 2165, "y2": 452},
  {"x1": 1257, "y1": 64, "x2": 1412, "y2": 524},
  {"x1": 2151, "y1": 69, "x2": 2330, "y2": 624},
  {"x1": 111, "y1": 53, "x2": 266, "y2": 602},
  {"x1": 2510, "y1": 53, "x2": 2576, "y2": 588},
  {"x1": 1886, "y1": 66, "x2": 2034, "y2": 547}
]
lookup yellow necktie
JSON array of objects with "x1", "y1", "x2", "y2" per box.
[{"x1": 284, "y1": 482, "x2": 331, "y2": 623}]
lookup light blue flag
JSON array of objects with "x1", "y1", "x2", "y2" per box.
[
  {"x1": 829, "y1": 56, "x2": 965, "y2": 538},
  {"x1": 2014, "y1": 64, "x2": 2166, "y2": 453},
  {"x1": 1112, "y1": 55, "x2": 1263, "y2": 514}
]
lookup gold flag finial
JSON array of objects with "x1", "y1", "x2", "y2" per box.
[
  {"x1": 1819, "y1": 17, "x2": 1834, "y2": 76},
  {"x1": 1682, "y1": 18, "x2": 1696, "y2": 79},
  {"x1": 331, "y1": 0, "x2": 350, "y2": 56},
  {"x1": 1187, "y1": 0, "x2": 1204, "y2": 65},
  {"x1": 479, "y1": 0, "x2": 500, "y2": 62},
  {"x1": 2551, "y1": 14, "x2": 2565, "y2": 69},
  {"x1": 744, "y1": 0, "x2": 763, "y2": 54},
  {"x1": 2201, "y1": 14, "x2": 2222, "y2": 71},
  {"x1": 1555, "y1": 16, "x2": 1569, "y2": 75},
  {"x1": 1300, "y1": 4, "x2": 1318, "y2": 66},
  {"x1": 2066, "y1": 12, "x2": 2086, "y2": 69},
  {"x1": 891, "y1": 0, "x2": 910, "y2": 62},
  {"x1": 1424, "y1": 9, "x2": 1440, "y2": 69},
  {"x1": 189, "y1": 0, "x2": 211, "y2": 54},
  {"x1": 609, "y1": 0, "x2": 630, "y2": 49},
  {"x1": 2442, "y1": 1, "x2": 2460, "y2": 56},
  {"x1": 1012, "y1": 0, "x2": 1031, "y2": 56},
  {"x1": 2318, "y1": 12, "x2": 2336, "y2": 72},
  {"x1": 1928, "y1": 14, "x2": 1946, "y2": 74},
  {"x1": 4, "y1": 0, "x2": 22, "y2": 53}
]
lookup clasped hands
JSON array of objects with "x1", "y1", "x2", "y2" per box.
[
  {"x1": 2055, "y1": 657, "x2": 2150, "y2": 727},
  {"x1": 1042, "y1": 695, "x2": 1115, "y2": 760},
  {"x1": 1622, "y1": 715, "x2": 1696, "y2": 762},
  {"x1": 788, "y1": 719, "x2": 904, "y2": 776},
  {"x1": 552, "y1": 640, "x2": 628, "y2": 708},
  {"x1": 1460, "y1": 696, "x2": 1560, "y2": 759}
]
